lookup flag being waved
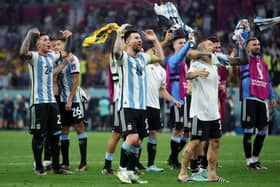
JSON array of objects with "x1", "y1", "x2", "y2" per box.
[
  {"x1": 254, "y1": 16, "x2": 280, "y2": 31},
  {"x1": 82, "y1": 23, "x2": 120, "y2": 47},
  {"x1": 154, "y1": 2, "x2": 193, "y2": 35}
]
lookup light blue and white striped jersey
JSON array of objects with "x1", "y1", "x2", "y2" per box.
[
  {"x1": 27, "y1": 51, "x2": 61, "y2": 105},
  {"x1": 117, "y1": 51, "x2": 151, "y2": 110},
  {"x1": 58, "y1": 55, "x2": 81, "y2": 103}
]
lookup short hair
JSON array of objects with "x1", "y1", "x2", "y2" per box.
[
  {"x1": 246, "y1": 37, "x2": 258, "y2": 46},
  {"x1": 123, "y1": 29, "x2": 139, "y2": 42},
  {"x1": 55, "y1": 37, "x2": 66, "y2": 42},
  {"x1": 172, "y1": 29, "x2": 186, "y2": 43},
  {"x1": 33, "y1": 32, "x2": 48, "y2": 45},
  {"x1": 207, "y1": 36, "x2": 219, "y2": 43}
]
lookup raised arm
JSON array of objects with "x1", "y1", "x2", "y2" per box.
[
  {"x1": 113, "y1": 23, "x2": 130, "y2": 60},
  {"x1": 59, "y1": 30, "x2": 73, "y2": 58},
  {"x1": 142, "y1": 29, "x2": 164, "y2": 63},
  {"x1": 20, "y1": 28, "x2": 40, "y2": 57}
]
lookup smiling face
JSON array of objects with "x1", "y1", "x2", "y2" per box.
[{"x1": 36, "y1": 34, "x2": 51, "y2": 54}]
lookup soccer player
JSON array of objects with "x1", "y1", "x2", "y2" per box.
[
  {"x1": 177, "y1": 39, "x2": 248, "y2": 183},
  {"x1": 102, "y1": 28, "x2": 125, "y2": 175},
  {"x1": 145, "y1": 61, "x2": 181, "y2": 172},
  {"x1": 20, "y1": 28, "x2": 73, "y2": 175},
  {"x1": 54, "y1": 38, "x2": 88, "y2": 172},
  {"x1": 114, "y1": 24, "x2": 164, "y2": 183},
  {"x1": 240, "y1": 37, "x2": 276, "y2": 170},
  {"x1": 165, "y1": 31, "x2": 194, "y2": 170}
]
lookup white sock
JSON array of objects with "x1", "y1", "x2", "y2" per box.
[
  {"x1": 246, "y1": 158, "x2": 252, "y2": 165},
  {"x1": 251, "y1": 156, "x2": 258, "y2": 163}
]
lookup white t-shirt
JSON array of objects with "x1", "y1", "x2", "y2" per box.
[
  {"x1": 188, "y1": 59, "x2": 220, "y2": 121},
  {"x1": 146, "y1": 63, "x2": 166, "y2": 109}
]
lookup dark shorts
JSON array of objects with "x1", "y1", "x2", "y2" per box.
[
  {"x1": 29, "y1": 103, "x2": 61, "y2": 135},
  {"x1": 119, "y1": 108, "x2": 148, "y2": 139},
  {"x1": 110, "y1": 102, "x2": 122, "y2": 133},
  {"x1": 59, "y1": 102, "x2": 84, "y2": 126},
  {"x1": 241, "y1": 98, "x2": 269, "y2": 130},
  {"x1": 146, "y1": 107, "x2": 162, "y2": 131},
  {"x1": 170, "y1": 95, "x2": 190, "y2": 132},
  {"x1": 190, "y1": 116, "x2": 222, "y2": 141}
]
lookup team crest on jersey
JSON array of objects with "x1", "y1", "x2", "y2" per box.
[
  {"x1": 71, "y1": 63, "x2": 76, "y2": 70},
  {"x1": 246, "y1": 116, "x2": 251, "y2": 122},
  {"x1": 36, "y1": 123, "x2": 41, "y2": 130},
  {"x1": 127, "y1": 123, "x2": 132, "y2": 131},
  {"x1": 198, "y1": 129, "x2": 202, "y2": 136}
]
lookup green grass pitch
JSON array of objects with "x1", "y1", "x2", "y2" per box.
[{"x1": 0, "y1": 131, "x2": 279, "y2": 187}]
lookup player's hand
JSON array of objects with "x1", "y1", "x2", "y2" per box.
[
  {"x1": 197, "y1": 68, "x2": 209, "y2": 78},
  {"x1": 65, "y1": 100, "x2": 72, "y2": 111},
  {"x1": 270, "y1": 99, "x2": 277, "y2": 107},
  {"x1": 164, "y1": 29, "x2": 174, "y2": 42},
  {"x1": 28, "y1": 28, "x2": 40, "y2": 36},
  {"x1": 118, "y1": 23, "x2": 131, "y2": 33},
  {"x1": 174, "y1": 100, "x2": 181, "y2": 108},
  {"x1": 60, "y1": 30, "x2": 72, "y2": 38},
  {"x1": 64, "y1": 53, "x2": 74, "y2": 64},
  {"x1": 142, "y1": 29, "x2": 157, "y2": 42}
]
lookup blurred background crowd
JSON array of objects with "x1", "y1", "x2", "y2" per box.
[{"x1": 0, "y1": 0, "x2": 280, "y2": 133}]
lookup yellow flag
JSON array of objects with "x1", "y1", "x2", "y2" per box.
[{"x1": 82, "y1": 23, "x2": 120, "y2": 47}]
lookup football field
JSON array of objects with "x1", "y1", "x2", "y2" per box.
[{"x1": 0, "y1": 131, "x2": 279, "y2": 187}]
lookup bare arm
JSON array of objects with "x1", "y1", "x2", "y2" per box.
[
  {"x1": 227, "y1": 48, "x2": 249, "y2": 65},
  {"x1": 20, "y1": 28, "x2": 40, "y2": 57},
  {"x1": 53, "y1": 55, "x2": 72, "y2": 76},
  {"x1": 60, "y1": 30, "x2": 73, "y2": 58},
  {"x1": 65, "y1": 73, "x2": 79, "y2": 111},
  {"x1": 187, "y1": 68, "x2": 209, "y2": 80},
  {"x1": 159, "y1": 87, "x2": 181, "y2": 108},
  {"x1": 113, "y1": 24, "x2": 130, "y2": 60},
  {"x1": 143, "y1": 29, "x2": 164, "y2": 63}
]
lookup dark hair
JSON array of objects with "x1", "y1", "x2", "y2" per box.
[
  {"x1": 33, "y1": 32, "x2": 48, "y2": 45},
  {"x1": 123, "y1": 29, "x2": 139, "y2": 42},
  {"x1": 246, "y1": 37, "x2": 258, "y2": 46},
  {"x1": 172, "y1": 29, "x2": 186, "y2": 42},
  {"x1": 207, "y1": 36, "x2": 219, "y2": 43},
  {"x1": 55, "y1": 37, "x2": 66, "y2": 42}
]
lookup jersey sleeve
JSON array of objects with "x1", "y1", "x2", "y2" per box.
[
  {"x1": 161, "y1": 67, "x2": 167, "y2": 89},
  {"x1": 70, "y1": 55, "x2": 80, "y2": 74},
  {"x1": 188, "y1": 61, "x2": 203, "y2": 73}
]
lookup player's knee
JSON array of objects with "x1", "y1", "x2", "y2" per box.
[
  {"x1": 75, "y1": 122, "x2": 85, "y2": 133},
  {"x1": 210, "y1": 139, "x2": 220, "y2": 150},
  {"x1": 112, "y1": 132, "x2": 121, "y2": 141}
]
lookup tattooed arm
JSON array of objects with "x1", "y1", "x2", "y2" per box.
[{"x1": 20, "y1": 28, "x2": 40, "y2": 58}]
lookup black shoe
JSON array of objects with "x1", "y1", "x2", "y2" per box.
[
  {"x1": 247, "y1": 162, "x2": 260, "y2": 170},
  {"x1": 52, "y1": 168, "x2": 74, "y2": 174},
  {"x1": 136, "y1": 162, "x2": 146, "y2": 170},
  {"x1": 254, "y1": 161, "x2": 268, "y2": 170},
  {"x1": 34, "y1": 168, "x2": 47, "y2": 176},
  {"x1": 171, "y1": 162, "x2": 181, "y2": 170}
]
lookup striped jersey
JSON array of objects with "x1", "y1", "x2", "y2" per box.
[
  {"x1": 27, "y1": 51, "x2": 61, "y2": 105},
  {"x1": 117, "y1": 51, "x2": 151, "y2": 110},
  {"x1": 58, "y1": 55, "x2": 81, "y2": 103},
  {"x1": 146, "y1": 63, "x2": 166, "y2": 109}
]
